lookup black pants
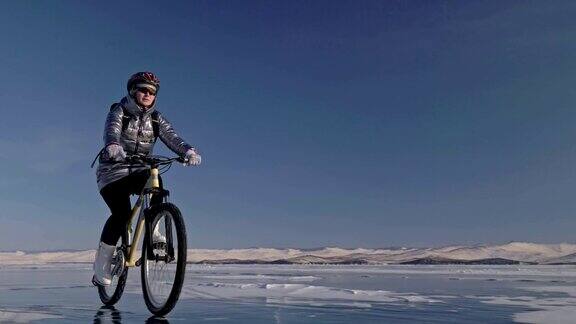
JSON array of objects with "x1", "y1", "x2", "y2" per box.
[{"x1": 99, "y1": 170, "x2": 163, "y2": 246}]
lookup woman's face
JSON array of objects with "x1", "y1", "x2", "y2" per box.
[{"x1": 134, "y1": 87, "x2": 156, "y2": 109}]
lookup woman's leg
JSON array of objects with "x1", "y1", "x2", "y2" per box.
[{"x1": 99, "y1": 179, "x2": 132, "y2": 246}]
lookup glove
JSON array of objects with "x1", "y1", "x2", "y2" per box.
[
  {"x1": 105, "y1": 144, "x2": 127, "y2": 162},
  {"x1": 184, "y1": 148, "x2": 201, "y2": 166}
]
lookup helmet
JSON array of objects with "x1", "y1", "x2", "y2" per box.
[{"x1": 126, "y1": 71, "x2": 160, "y2": 93}]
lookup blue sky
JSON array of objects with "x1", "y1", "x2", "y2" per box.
[{"x1": 1, "y1": 1, "x2": 576, "y2": 251}]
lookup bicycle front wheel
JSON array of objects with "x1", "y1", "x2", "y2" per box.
[{"x1": 141, "y1": 203, "x2": 187, "y2": 316}]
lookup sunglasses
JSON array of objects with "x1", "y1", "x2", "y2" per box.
[{"x1": 136, "y1": 87, "x2": 157, "y2": 96}]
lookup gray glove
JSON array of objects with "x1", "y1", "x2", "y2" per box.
[
  {"x1": 105, "y1": 144, "x2": 127, "y2": 162},
  {"x1": 184, "y1": 148, "x2": 201, "y2": 166}
]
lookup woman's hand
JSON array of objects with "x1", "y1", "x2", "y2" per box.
[
  {"x1": 105, "y1": 143, "x2": 127, "y2": 162},
  {"x1": 184, "y1": 148, "x2": 201, "y2": 166}
]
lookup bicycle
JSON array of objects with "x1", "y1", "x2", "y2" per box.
[{"x1": 93, "y1": 155, "x2": 188, "y2": 316}]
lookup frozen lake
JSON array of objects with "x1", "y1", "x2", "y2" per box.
[{"x1": 1, "y1": 264, "x2": 576, "y2": 323}]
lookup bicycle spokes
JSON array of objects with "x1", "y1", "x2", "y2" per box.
[
  {"x1": 110, "y1": 248, "x2": 125, "y2": 277},
  {"x1": 165, "y1": 216, "x2": 175, "y2": 260}
]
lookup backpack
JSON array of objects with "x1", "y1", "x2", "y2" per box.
[{"x1": 90, "y1": 103, "x2": 160, "y2": 168}]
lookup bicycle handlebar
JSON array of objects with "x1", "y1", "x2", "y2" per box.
[{"x1": 121, "y1": 154, "x2": 186, "y2": 166}]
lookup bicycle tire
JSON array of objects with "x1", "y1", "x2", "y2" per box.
[
  {"x1": 97, "y1": 233, "x2": 129, "y2": 306},
  {"x1": 141, "y1": 203, "x2": 187, "y2": 316}
]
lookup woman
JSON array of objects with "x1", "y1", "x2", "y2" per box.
[{"x1": 93, "y1": 71, "x2": 201, "y2": 286}]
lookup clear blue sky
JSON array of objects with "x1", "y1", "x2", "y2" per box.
[{"x1": 1, "y1": 1, "x2": 575, "y2": 251}]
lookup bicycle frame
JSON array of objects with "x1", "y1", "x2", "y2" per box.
[{"x1": 124, "y1": 167, "x2": 161, "y2": 267}]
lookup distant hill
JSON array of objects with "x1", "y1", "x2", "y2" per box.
[
  {"x1": 399, "y1": 257, "x2": 535, "y2": 265},
  {"x1": 1, "y1": 242, "x2": 575, "y2": 265}
]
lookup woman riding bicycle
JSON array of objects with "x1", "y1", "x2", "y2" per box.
[{"x1": 93, "y1": 71, "x2": 201, "y2": 286}]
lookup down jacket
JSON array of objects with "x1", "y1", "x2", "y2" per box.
[{"x1": 96, "y1": 95, "x2": 193, "y2": 190}]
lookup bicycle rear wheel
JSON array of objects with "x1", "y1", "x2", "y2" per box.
[
  {"x1": 97, "y1": 234, "x2": 128, "y2": 305},
  {"x1": 141, "y1": 203, "x2": 187, "y2": 316}
]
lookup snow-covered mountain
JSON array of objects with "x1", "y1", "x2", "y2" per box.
[{"x1": 2, "y1": 242, "x2": 576, "y2": 265}]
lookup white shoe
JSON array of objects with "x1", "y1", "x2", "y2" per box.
[
  {"x1": 93, "y1": 242, "x2": 116, "y2": 286},
  {"x1": 152, "y1": 223, "x2": 166, "y2": 243}
]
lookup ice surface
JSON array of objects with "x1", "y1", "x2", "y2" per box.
[
  {"x1": 0, "y1": 309, "x2": 62, "y2": 323},
  {"x1": 189, "y1": 264, "x2": 576, "y2": 280},
  {"x1": 476, "y1": 284, "x2": 576, "y2": 324},
  {"x1": 189, "y1": 265, "x2": 576, "y2": 323},
  {"x1": 2, "y1": 263, "x2": 576, "y2": 322},
  {"x1": 177, "y1": 282, "x2": 440, "y2": 306},
  {"x1": 192, "y1": 274, "x2": 319, "y2": 282}
]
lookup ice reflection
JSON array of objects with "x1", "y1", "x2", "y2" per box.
[
  {"x1": 93, "y1": 306, "x2": 122, "y2": 324},
  {"x1": 145, "y1": 315, "x2": 170, "y2": 323},
  {"x1": 92, "y1": 306, "x2": 171, "y2": 323}
]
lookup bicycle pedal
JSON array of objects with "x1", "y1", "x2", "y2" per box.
[{"x1": 135, "y1": 258, "x2": 142, "y2": 267}]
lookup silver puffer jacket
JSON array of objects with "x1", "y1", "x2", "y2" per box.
[{"x1": 96, "y1": 95, "x2": 193, "y2": 190}]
